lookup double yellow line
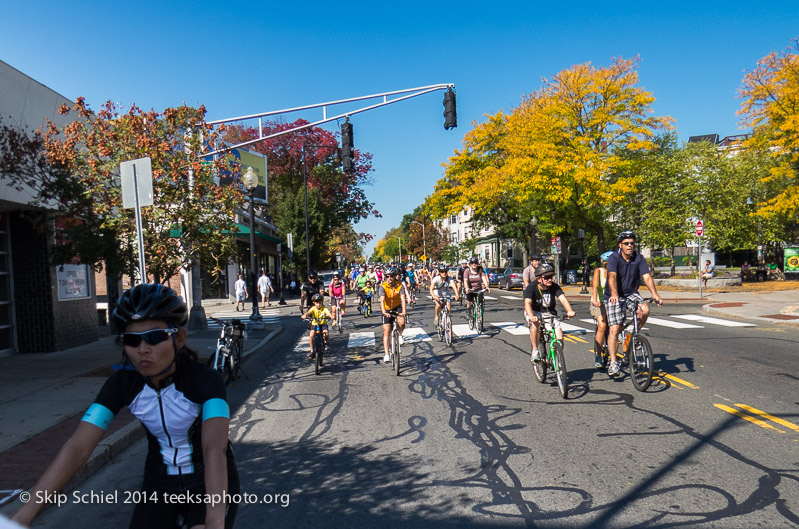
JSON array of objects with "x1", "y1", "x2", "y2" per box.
[{"x1": 714, "y1": 403, "x2": 799, "y2": 435}]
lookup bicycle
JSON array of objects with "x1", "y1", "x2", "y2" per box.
[
  {"x1": 598, "y1": 297, "x2": 658, "y2": 392},
  {"x1": 458, "y1": 282, "x2": 465, "y2": 306},
  {"x1": 467, "y1": 288, "x2": 487, "y2": 334},
  {"x1": 207, "y1": 317, "x2": 247, "y2": 386},
  {"x1": 436, "y1": 294, "x2": 454, "y2": 346},
  {"x1": 312, "y1": 322, "x2": 326, "y2": 375},
  {"x1": 386, "y1": 309, "x2": 402, "y2": 376},
  {"x1": 331, "y1": 296, "x2": 344, "y2": 334},
  {"x1": 531, "y1": 314, "x2": 569, "y2": 399},
  {"x1": 363, "y1": 294, "x2": 372, "y2": 318}
]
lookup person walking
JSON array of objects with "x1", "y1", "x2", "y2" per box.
[
  {"x1": 234, "y1": 274, "x2": 248, "y2": 312},
  {"x1": 258, "y1": 269, "x2": 274, "y2": 308}
]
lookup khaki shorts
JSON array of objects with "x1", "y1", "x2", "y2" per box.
[{"x1": 589, "y1": 302, "x2": 607, "y2": 321}]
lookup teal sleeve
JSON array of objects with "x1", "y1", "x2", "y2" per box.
[
  {"x1": 81, "y1": 403, "x2": 114, "y2": 431},
  {"x1": 202, "y1": 398, "x2": 230, "y2": 421}
]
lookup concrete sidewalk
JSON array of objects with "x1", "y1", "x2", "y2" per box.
[{"x1": 0, "y1": 298, "x2": 296, "y2": 514}]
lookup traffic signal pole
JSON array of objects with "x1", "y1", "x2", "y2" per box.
[{"x1": 204, "y1": 83, "x2": 455, "y2": 157}]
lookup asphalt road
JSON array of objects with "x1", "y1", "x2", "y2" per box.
[{"x1": 27, "y1": 290, "x2": 799, "y2": 528}]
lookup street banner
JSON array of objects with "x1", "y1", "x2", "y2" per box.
[{"x1": 785, "y1": 247, "x2": 799, "y2": 273}]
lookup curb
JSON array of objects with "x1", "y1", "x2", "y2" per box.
[
  {"x1": 701, "y1": 304, "x2": 799, "y2": 328},
  {"x1": 0, "y1": 325, "x2": 286, "y2": 519}
]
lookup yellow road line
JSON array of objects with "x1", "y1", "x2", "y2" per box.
[
  {"x1": 568, "y1": 335, "x2": 588, "y2": 343},
  {"x1": 714, "y1": 404, "x2": 786, "y2": 433},
  {"x1": 653, "y1": 374, "x2": 684, "y2": 389},
  {"x1": 657, "y1": 371, "x2": 699, "y2": 389},
  {"x1": 735, "y1": 404, "x2": 799, "y2": 432}
]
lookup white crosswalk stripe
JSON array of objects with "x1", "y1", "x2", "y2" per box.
[
  {"x1": 484, "y1": 295, "x2": 497, "y2": 300},
  {"x1": 645, "y1": 317, "x2": 703, "y2": 329},
  {"x1": 501, "y1": 296, "x2": 520, "y2": 301},
  {"x1": 452, "y1": 324, "x2": 488, "y2": 338},
  {"x1": 489, "y1": 322, "x2": 529, "y2": 335},
  {"x1": 347, "y1": 332, "x2": 375, "y2": 348},
  {"x1": 401, "y1": 327, "x2": 432, "y2": 343},
  {"x1": 672, "y1": 314, "x2": 756, "y2": 327}
]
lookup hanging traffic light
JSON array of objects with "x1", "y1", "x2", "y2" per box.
[
  {"x1": 341, "y1": 119, "x2": 354, "y2": 172},
  {"x1": 443, "y1": 88, "x2": 457, "y2": 130}
]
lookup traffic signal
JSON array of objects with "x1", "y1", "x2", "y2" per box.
[
  {"x1": 443, "y1": 88, "x2": 457, "y2": 130},
  {"x1": 341, "y1": 120, "x2": 354, "y2": 172}
]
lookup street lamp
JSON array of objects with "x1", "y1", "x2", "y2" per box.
[
  {"x1": 302, "y1": 143, "x2": 340, "y2": 278},
  {"x1": 410, "y1": 220, "x2": 426, "y2": 269},
  {"x1": 396, "y1": 236, "x2": 402, "y2": 264},
  {"x1": 530, "y1": 216, "x2": 538, "y2": 257},
  {"x1": 577, "y1": 228, "x2": 588, "y2": 294},
  {"x1": 241, "y1": 167, "x2": 262, "y2": 322}
]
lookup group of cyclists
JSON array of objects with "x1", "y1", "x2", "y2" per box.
[{"x1": 297, "y1": 230, "x2": 664, "y2": 379}]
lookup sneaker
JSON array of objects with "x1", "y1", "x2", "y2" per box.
[
  {"x1": 383, "y1": 354, "x2": 391, "y2": 363},
  {"x1": 594, "y1": 354, "x2": 604, "y2": 369},
  {"x1": 608, "y1": 361, "x2": 621, "y2": 377},
  {"x1": 307, "y1": 352, "x2": 316, "y2": 360},
  {"x1": 324, "y1": 344, "x2": 330, "y2": 352},
  {"x1": 531, "y1": 349, "x2": 541, "y2": 363}
]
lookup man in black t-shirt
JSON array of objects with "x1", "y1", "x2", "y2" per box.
[{"x1": 523, "y1": 263, "x2": 575, "y2": 364}]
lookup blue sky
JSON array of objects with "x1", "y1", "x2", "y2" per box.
[{"x1": 3, "y1": 1, "x2": 798, "y2": 256}]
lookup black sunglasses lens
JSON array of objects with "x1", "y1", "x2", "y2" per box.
[{"x1": 122, "y1": 330, "x2": 171, "y2": 347}]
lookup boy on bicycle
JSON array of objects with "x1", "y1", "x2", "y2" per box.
[
  {"x1": 362, "y1": 280, "x2": 375, "y2": 311},
  {"x1": 301, "y1": 293, "x2": 335, "y2": 361},
  {"x1": 524, "y1": 263, "x2": 576, "y2": 363},
  {"x1": 430, "y1": 263, "x2": 459, "y2": 325}
]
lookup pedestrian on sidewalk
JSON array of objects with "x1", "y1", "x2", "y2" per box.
[
  {"x1": 702, "y1": 260, "x2": 715, "y2": 288},
  {"x1": 12, "y1": 283, "x2": 239, "y2": 529},
  {"x1": 234, "y1": 273, "x2": 248, "y2": 311},
  {"x1": 258, "y1": 269, "x2": 274, "y2": 308}
]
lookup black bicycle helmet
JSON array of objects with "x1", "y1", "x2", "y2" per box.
[
  {"x1": 617, "y1": 230, "x2": 636, "y2": 243},
  {"x1": 311, "y1": 293, "x2": 324, "y2": 302},
  {"x1": 530, "y1": 254, "x2": 542, "y2": 261},
  {"x1": 535, "y1": 263, "x2": 555, "y2": 277},
  {"x1": 469, "y1": 256, "x2": 480, "y2": 264},
  {"x1": 438, "y1": 264, "x2": 449, "y2": 272},
  {"x1": 308, "y1": 270, "x2": 318, "y2": 279},
  {"x1": 111, "y1": 283, "x2": 188, "y2": 333}
]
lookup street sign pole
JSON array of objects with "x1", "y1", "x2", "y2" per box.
[
  {"x1": 133, "y1": 165, "x2": 147, "y2": 284},
  {"x1": 121, "y1": 157, "x2": 153, "y2": 285},
  {"x1": 696, "y1": 220, "x2": 704, "y2": 298}
]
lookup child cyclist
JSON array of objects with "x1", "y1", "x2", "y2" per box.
[
  {"x1": 13, "y1": 283, "x2": 239, "y2": 529},
  {"x1": 301, "y1": 293, "x2": 335, "y2": 361},
  {"x1": 362, "y1": 280, "x2": 375, "y2": 313},
  {"x1": 523, "y1": 263, "x2": 576, "y2": 364}
]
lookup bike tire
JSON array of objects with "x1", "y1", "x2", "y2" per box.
[
  {"x1": 444, "y1": 313, "x2": 452, "y2": 346},
  {"x1": 629, "y1": 335, "x2": 654, "y2": 392},
  {"x1": 553, "y1": 340, "x2": 568, "y2": 399},
  {"x1": 337, "y1": 310, "x2": 342, "y2": 334},
  {"x1": 207, "y1": 348, "x2": 231, "y2": 386},
  {"x1": 476, "y1": 303, "x2": 483, "y2": 334},
  {"x1": 437, "y1": 312, "x2": 444, "y2": 341},
  {"x1": 393, "y1": 331, "x2": 401, "y2": 376},
  {"x1": 314, "y1": 333, "x2": 323, "y2": 375},
  {"x1": 468, "y1": 304, "x2": 475, "y2": 330},
  {"x1": 231, "y1": 340, "x2": 243, "y2": 380},
  {"x1": 532, "y1": 341, "x2": 548, "y2": 383}
]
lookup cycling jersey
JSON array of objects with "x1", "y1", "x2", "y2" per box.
[
  {"x1": 301, "y1": 280, "x2": 324, "y2": 296},
  {"x1": 406, "y1": 270, "x2": 417, "y2": 284},
  {"x1": 431, "y1": 275, "x2": 455, "y2": 298},
  {"x1": 378, "y1": 281, "x2": 406, "y2": 310},
  {"x1": 307, "y1": 306, "x2": 332, "y2": 326},
  {"x1": 82, "y1": 356, "x2": 236, "y2": 492},
  {"x1": 355, "y1": 274, "x2": 368, "y2": 290},
  {"x1": 329, "y1": 281, "x2": 344, "y2": 297}
]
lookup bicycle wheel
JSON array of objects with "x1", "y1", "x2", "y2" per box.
[
  {"x1": 437, "y1": 311, "x2": 444, "y2": 341},
  {"x1": 337, "y1": 309, "x2": 342, "y2": 333},
  {"x1": 393, "y1": 331, "x2": 401, "y2": 376},
  {"x1": 532, "y1": 340, "x2": 548, "y2": 383},
  {"x1": 476, "y1": 302, "x2": 483, "y2": 334},
  {"x1": 628, "y1": 335, "x2": 654, "y2": 392},
  {"x1": 314, "y1": 333, "x2": 323, "y2": 375},
  {"x1": 553, "y1": 340, "x2": 568, "y2": 399},
  {"x1": 468, "y1": 303, "x2": 475, "y2": 330},
  {"x1": 230, "y1": 340, "x2": 243, "y2": 380},
  {"x1": 444, "y1": 312, "x2": 452, "y2": 346},
  {"x1": 208, "y1": 347, "x2": 232, "y2": 386}
]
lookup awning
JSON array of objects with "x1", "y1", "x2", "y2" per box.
[{"x1": 234, "y1": 223, "x2": 284, "y2": 244}]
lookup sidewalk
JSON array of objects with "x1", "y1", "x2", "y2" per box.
[{"x1": 0, "y1": 298, "x2": 295, "y2": 514}]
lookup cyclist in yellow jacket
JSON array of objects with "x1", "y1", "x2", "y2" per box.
[{"x1": 378, "y1": 267, "x2": 407, "y2": 363}]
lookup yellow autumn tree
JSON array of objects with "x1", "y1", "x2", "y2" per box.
[
  {"x1": 428, "y1": 57, "x2": 673, "y2": 252},
  {"x1": 739, "y1": 38, "x2": 799, "y2": 220}
]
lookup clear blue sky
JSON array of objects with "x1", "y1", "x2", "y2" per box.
[{"x1": 3, "y1": 1, "x2": 798, "y2": 256}]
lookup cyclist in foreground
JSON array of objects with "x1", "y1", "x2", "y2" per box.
[
  {"x1": 301, "y1": 293, "x2": 335, "y2": 361},
  {"x1": 524, "y1": 263, "x2": 576, "y2": 363},
  {"x1": 431, "y1": 263, "x2": 460, "y2": 325},
  {"x1": 590, "y1": 251, "x2": 613, "y2": 369},
  {"x1": 605, "y1": 231, "x2": 663, "y2": 377},
  {"x1": 463, "y1": 256, "x2": 490, "y2": 310},
  {"x1": 13, "y1": 283, "x2": 239, "y2": 529},
  {"x1": 378, "y1": 267, "x2": 407, "y2": 363}
]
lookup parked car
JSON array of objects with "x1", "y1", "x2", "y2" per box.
[
  {"x1": 498, "y1": 267, "x2": 524, "y2": 290},
  {"x1": 485, "y1": 267, "x2": 502, "y2": 286},
  {"x1": 318, "y1": 270, "x2": 336, "y2": 291}
]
